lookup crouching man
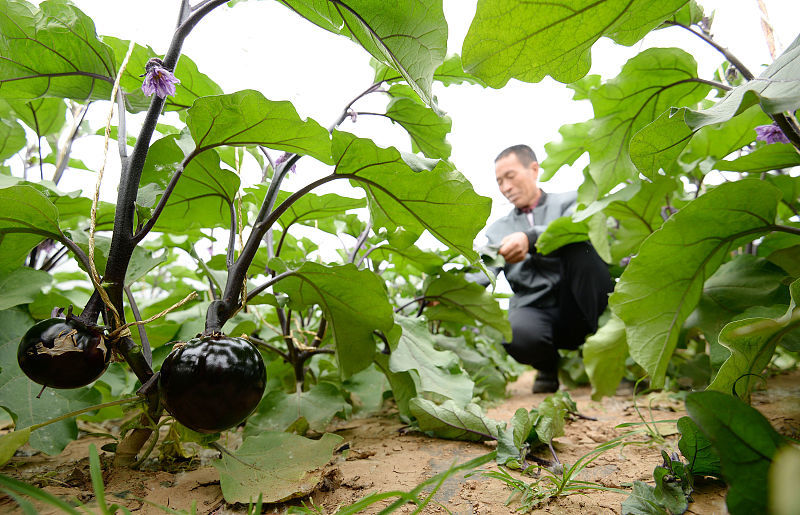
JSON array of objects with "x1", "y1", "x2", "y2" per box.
[{"x1": 479, "y1": 145, "x2": 614, "y2": 393}]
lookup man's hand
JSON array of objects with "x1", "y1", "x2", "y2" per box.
[{"x1": 499, "y1": 232, "x2": 529, "y2": 263}]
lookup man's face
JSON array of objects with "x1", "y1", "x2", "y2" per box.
[{"x1": 494, "y1": 153, "x2": 539, "y2": 209}]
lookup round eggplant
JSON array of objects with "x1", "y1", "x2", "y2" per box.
[
  {"x1": 159, "y1": 335, "x2": 266, "y2": 433},
  {"x1": 17, "y1": 318, "x2": 110, "y2": 389}
]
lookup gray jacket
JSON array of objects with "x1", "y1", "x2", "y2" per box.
[{"x1": 483, "y1": 190, "x2": 577, "y2": 309}]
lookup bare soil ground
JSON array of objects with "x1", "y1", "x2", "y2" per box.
[{"x1": 2, "y1": 369, "x2": 798, "y2": 514}]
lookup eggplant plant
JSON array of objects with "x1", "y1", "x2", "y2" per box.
[{"x1": 0, "y1": 0, "x2": 798, "y2": 510}]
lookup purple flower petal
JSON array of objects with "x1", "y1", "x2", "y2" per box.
[
  {"x1": 141, "y1": 60, "x2": 180, "y2": 99},
  {"x1": 275, "y1": 152, "x2": 297, "y2": 174},
  {"x1": 755, "y1": 123, "x2": 790, "y2": 145}
]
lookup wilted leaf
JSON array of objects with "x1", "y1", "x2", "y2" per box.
[
  {"x1": 409, "y1": 397, "x2": 502, "y2": 442},
  {"x1": 388, "y1": 315, "x2": 474, "y2": 412},
  {"x1": 213, "y1": 431, "x2": 342, "y2": 504}
]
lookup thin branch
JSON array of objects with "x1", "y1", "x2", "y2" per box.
[
  {"x1": 356, "y1": 245, "x2": 378, "y2": 268},
  {"x1": 125, "y1": 285, "x2": 152, "y2": 367},
  {"x1": 41, "y1": 245, "x2": 69, "y2": 272},
  {"x1": 663, "y1": 21, "x2": 755, "y2": 80},
  {"x1": 28, "y1": 104, "x2": 44, "y2": 181},
  {"x1": 185, "y1": 245, "x2": 222, "y2": 298},
  {"x1": 116, "y1": 87, "x2": 128, "y2": 159},
  {"x1": 245, "y1": 269, "x2": 294, "y2": 302},
  {"x1": 226, "y1": 201, "x2": 237, "y2": 269},
  {"x1": 329, "y1": 81, "x2": 383, "y2": 131},
  {"x1": 53, "y1": 102, "x2": 91, "y2": 185},
  {"x1": 311, "y1": 318, "x2": 327, "y2": 348},
  {"x1": 395, "y1": 296, "x2": 427, "y2": 313},
  {"x1": 349, "y1": 220, "x2": 372, "y2": 263},
  {"x1": 248, "y1": 335, "x2": 290, "y2": 362}
]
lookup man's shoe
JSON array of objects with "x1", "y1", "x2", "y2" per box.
[{"x1": 532, "y1": 370, "x2": 559, "y2": 393}]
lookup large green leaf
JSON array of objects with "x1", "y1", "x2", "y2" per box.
[
  {"x1": 0, "y1": 185, "x2": 64, "y2": 248},
  {"x1": 274, "y1": 262, "x2": 394, "y2": 378},
  {"x1": 186, "y1": 90, "x2": 332, "y2": 164},
  {"x1": 610, "y1": 180, "x2": 781, "y2": 388},
  {"x1": 244, "y1": 382, "x2": 349, "y2": 436},
  {"x1": 676, "y1": 416, "x2": 721, "y2": 478},
  {"x1": 6, "y1": 98, "x2": 67, "y2": 137},
  {"x1": 685, "y1": 254, "x2": 790, "y2": 368},
  {"x1": 103, "y1": 37, "x2": 223, "y2": 113},
  {"x1": 676, "y1": 106, "x2": 770, "y2": 175},
  {"x1": 583, "y1": 314, "x2": 628, "y2": 401},
  {"x1": 708, "y1": 279, "x2": 800, "y2": 400},
  {"x1": 540, "y1": 122, "x2": 592, "y2": 182},
  {"x1": 369, "y1": 244, "x2": 445, "y2": 275},
  {"x1": 462, "y1": 0, "x2": 687, "y2": 87},
  {"x1": 332, "y1": 131, "x2": 490, "y2": 262},
  {"x1": 0, "y1": 119, "x2": 26, "y2": 161},
  {"x1": 686, "y1": 391, "x2": 785, "y2": 515},
  {"x1": 603, "y1": 176, "x2": 681, "y2": 264},
  {"x1": 213, "y1": 431, "x2": 342, "y2": 504},
  {"x1": 716, "y1": 144, "x2": 800, "y2": 174},
  {"x1": 431, "y1": 332, "x2": 509, "y2": 402},
  {"x1": 0, "y1": 0, "x2": 115, "y2": 101},
  {"x1": 276, "y1": 191, "x2": 365, "y2": 232},
  {"x1": 535, "y1": 216, "x2": 590, "y2": 255},
  {"x1": 0, "y1": 308, "x2": 101, "y2": 455},
  {"x1": 0, "y1": 267, "x2": 52, "y2": 310},
  {"x1": 631, "y1": 104, "x2": 770, "y2": 179},
  {"x1": 685, "y1": 33, "x2": 800, "y2": 128},
  {"x1": 422, "y1": 273, "x2": 510, "y2": 339},
  {"x1": 278, "y1": 0, "x2": 447, "y2": 108},
  {"x1": 383, "y1": 97, "x2": 452, "y2": 159},
  {"x1": 373, "y1": 54, "x2": 487, "y2": 87},
  {"x1": 388, "y1": 315, "x2": 474, "y2": 410},
  {"x1": 139, "y1": 135, "x2": 240, "y2": 232},
  {"x1": 71, "y1": 233, "x2": 166, "y2": 288},
  {"x1": 409, "y1": 397, "x2": 502, "y2": 442},
  {"x1": 583, "y1": 48, "x2": 710, "y2": 196}
]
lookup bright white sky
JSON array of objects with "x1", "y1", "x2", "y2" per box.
[{"x1": 57, "y1": 0, "x2": 800, "y2": 239}]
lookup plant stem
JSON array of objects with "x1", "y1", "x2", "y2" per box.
[
  {"x1": 205, "y1": 156, "x2": 299, "y2": 332},
  {"x1": 664, "y1": 21, "x2": 755, "y2": 80},
  {"x1": 124, "y1": 285, "x2": 151, "y2": 367},
  {"x1": 28, "y1": 396, "x2": 141, "y2": 432},
  {"x1": 349, "y1": 220, "x2": 372, "y2": 263}
]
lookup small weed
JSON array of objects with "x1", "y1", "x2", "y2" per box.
[{"x1": 474, "y1": 438, "x2": 628, "y2": 512}]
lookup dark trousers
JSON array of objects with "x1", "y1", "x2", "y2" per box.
[{"x1": 502, "y1": 242, "x2": 614, "y2": 372}]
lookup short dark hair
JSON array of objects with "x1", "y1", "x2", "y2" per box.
[{"x1": 495, "y1": 145, "x2": 538, "y2": 166}]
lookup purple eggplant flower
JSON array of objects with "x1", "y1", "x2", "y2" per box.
[
  {"x1": 141, "y1": 58, "x2": 180, "y2": 99},
  {"x1": 275, "y1": 152, "x2": 297, "y2": 174},
  {"x1": 755, "y1": 123, "x2": 790, "y2": 145}
]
